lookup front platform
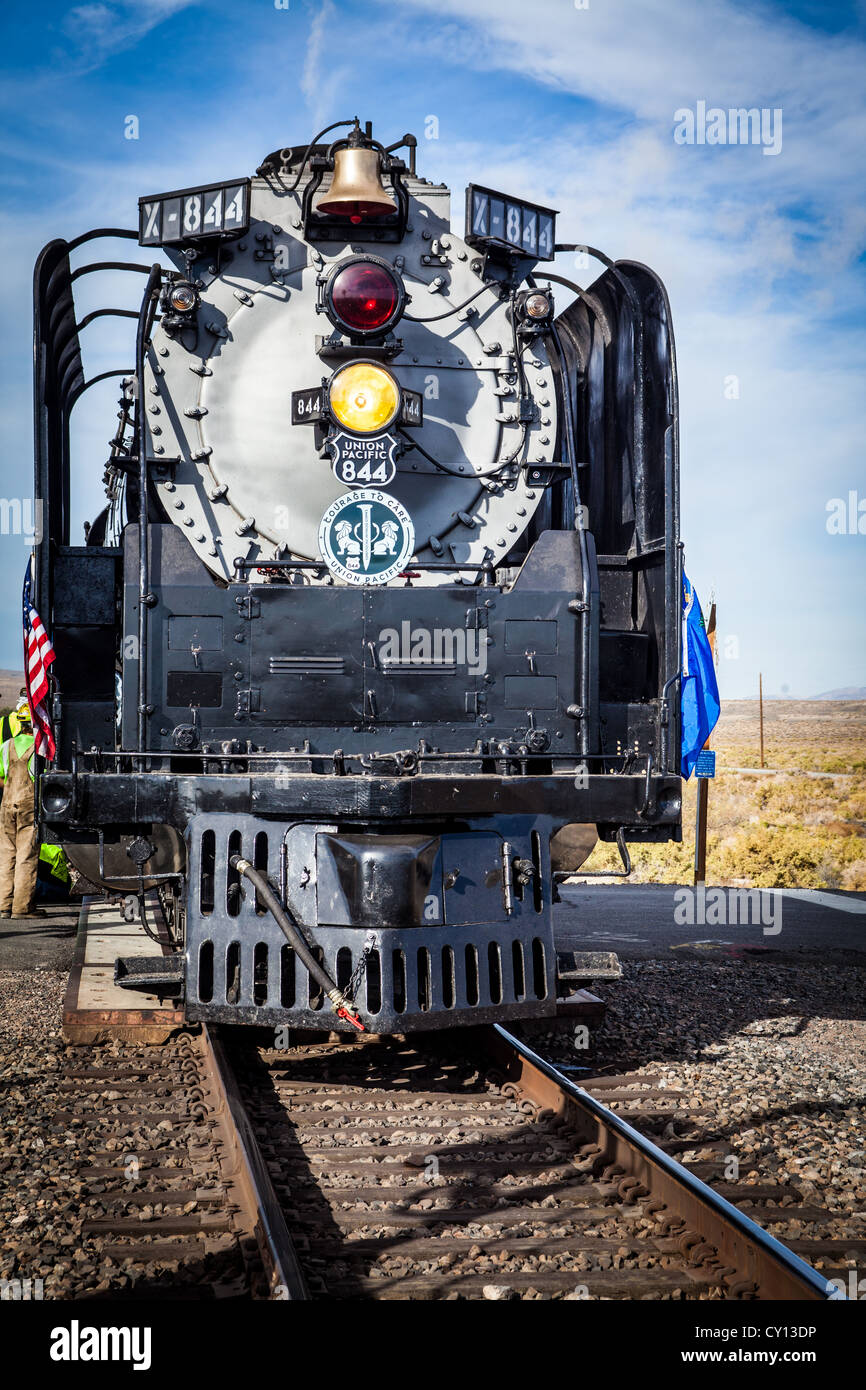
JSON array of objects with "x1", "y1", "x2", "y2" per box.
[{"x1": 62, "y1": 895, "x2": 185, "y2": 1044}]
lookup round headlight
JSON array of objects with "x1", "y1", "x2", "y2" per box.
[
  {"x1": 524, "y1": 291, "x2": 552, "y2": 320},
  {"x1": 324, "y1": 256, "x2": 404, "y2": 337},
  {"x1": 328, "y1": 362, "x2": 400, "y2": 435},
  {"x1": 169, "y1": 282, "x2": 198, "y2": 313}
]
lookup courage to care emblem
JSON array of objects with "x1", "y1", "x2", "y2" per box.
[{"x1": 318, "y1": 489, "x2": 415, "y2": 586}]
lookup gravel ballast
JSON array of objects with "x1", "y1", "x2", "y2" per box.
[{"x1": 2, "y1": 953, "x2": 864, "y2": 1298}]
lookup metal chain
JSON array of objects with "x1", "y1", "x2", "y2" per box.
[{"x1": 344, "y1": 932, "x2": 377, "y2": 1004}]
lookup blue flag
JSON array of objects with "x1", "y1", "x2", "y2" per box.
[{"x1": 680, "y1": 572, "x2": 720, "y2": 778}]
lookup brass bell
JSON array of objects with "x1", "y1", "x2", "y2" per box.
[{"x1": 316, "y1": 147, "x2": 397, "y2": 221}]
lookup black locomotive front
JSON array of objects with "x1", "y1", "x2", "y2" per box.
[{"x1": 34, "y1": 122, "x2": 682, "y2": 1033}]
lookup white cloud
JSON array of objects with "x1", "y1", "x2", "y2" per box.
[
  {"x1": 301, "y1": 0, "x2": 337, "y2": 125},
  {"x1": 61, "y1": 0, "x2": 202, "y2": 67}
]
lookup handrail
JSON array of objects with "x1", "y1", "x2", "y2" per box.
[{"x1": 136, "y1": 265, "x2": 163, "y2": 758}]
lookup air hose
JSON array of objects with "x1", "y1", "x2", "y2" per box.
[{"x1": 229, "y1": 856, "x2": 365, "y2": 1030}]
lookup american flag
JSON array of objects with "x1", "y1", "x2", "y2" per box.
[{"x1": 22, "y1": 561, "x2": 56, "y2": 760}]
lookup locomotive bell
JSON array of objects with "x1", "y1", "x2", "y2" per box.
[{"x1": 316, "y1": 147, "x2": 397, "y2": 220}]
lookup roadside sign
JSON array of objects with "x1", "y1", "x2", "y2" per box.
[{"x1": 695, "y1": 750, "x2": 716, "y2": 779}]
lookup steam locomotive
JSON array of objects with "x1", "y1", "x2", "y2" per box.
[{"x1": 34, "y1": 120, "x2": 682, "y2": 1032}]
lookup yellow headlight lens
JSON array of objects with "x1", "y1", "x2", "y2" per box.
[{"x1": 329, "y1": 362, "x2": 400, "y2": 434}]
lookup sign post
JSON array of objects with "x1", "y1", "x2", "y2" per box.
[
  {"x1": 693, "y1": 600, "x2": 717, "y2": 886},
  {"x1": 759, "y1": 671, "x2": 765, "y2": 768}
]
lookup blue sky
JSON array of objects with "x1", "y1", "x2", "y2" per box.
[{"x1": 1, "y1": 0, "x2": 864, "y2": 697}]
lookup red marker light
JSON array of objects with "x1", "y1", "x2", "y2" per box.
[
  {"x1": 321, "y1": 255, "x2": 408, "y2": 340},
  {"x1": 330, "y1": 260, "x2": 401, "y2": 333}
]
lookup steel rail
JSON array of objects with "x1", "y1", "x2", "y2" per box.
[
  {"x1": 199, "y1": 1025, "x2": 309, "y2": 1300},
  {"x1": 491, "y1": 1025, "x2": 836, "y2": 1301}
]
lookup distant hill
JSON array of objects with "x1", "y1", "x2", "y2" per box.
[
  {"x1": 0, "y1": 669, "x2": 25, "y2": 710},
  {"x1": 810, "y1": 687, "x2": 866, "y2": 700}
]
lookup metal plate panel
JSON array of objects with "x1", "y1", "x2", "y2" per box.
[{"x1": 250, "y1": 585, "x2": 364, "y2": 724}]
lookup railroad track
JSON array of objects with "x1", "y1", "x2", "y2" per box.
[
  {"x1": 56, "y1": 1026, "x2": 851, "y2": 1300},
  {"x1": 210, "y1": 1026, "x2": 841, "y2": 1301},
  {"x1": 55, "y1": 1034, "x2": 262, "y2": 1298}
]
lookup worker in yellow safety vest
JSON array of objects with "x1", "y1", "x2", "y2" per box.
[
  {"x1": 0, "y1": 690, "x2": 29, "y2": 745},
  {"x1": 0, "y1": 698, "x2": 39, "y2": 917}
]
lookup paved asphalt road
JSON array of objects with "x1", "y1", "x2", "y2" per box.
[
  {"x1": 555, "y1": 884, "x2": 866, "y2": 958},
  {"x1": 0, "y1": 886, "x2": 864, "y2": 977},
  {"x1": 0, "y1": 903, "x2": 80, "y2": 972}
]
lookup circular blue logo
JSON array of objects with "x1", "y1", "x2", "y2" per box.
[{"x1": 318, "y1": 489, "x2": 415, "y2": 586}]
